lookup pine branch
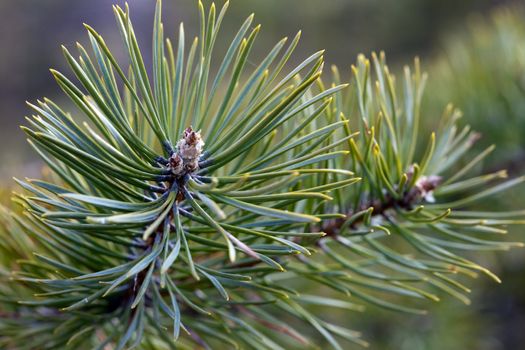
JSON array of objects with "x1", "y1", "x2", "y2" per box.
[
  {"x1": 0, "y1": 0, "x2": 362, "y2": 348},
  {"x1": 293, "y1": 53, "x2": 525, "y2": 316},
  {"x1": 0, "y1": 1, "x2": 523, "y2": 349}
]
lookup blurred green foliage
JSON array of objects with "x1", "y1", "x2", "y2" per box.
[
  {"x1": 423, "y1": 5, "x2": 525, "y2": 350},
  {"x1": 429, "y1": 4, "x2": 525, "y2": 170}
]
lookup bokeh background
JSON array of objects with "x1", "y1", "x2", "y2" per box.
[{"x1": 1, "y1": 0, "x2": 524, "y2": 349}]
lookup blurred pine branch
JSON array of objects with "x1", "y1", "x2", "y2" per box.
[{"x1": 429, "y1": 3, "x2": 525, "y2": 172}]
